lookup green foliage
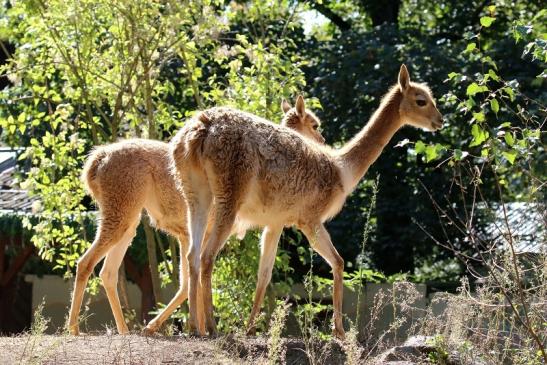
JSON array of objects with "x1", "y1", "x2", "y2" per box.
[
  {"x1": 1, "y1": 0, "x2": 307, "y2": 269},
  {"x1": 0, "y1": 0, "x2": 308, "y2": 331},
  {"x1": 307, "y1": 0, "x2": 545, "y2": 276},
  {"x1": 427, "y1": 335, "x2": 450, "y2": 364}
]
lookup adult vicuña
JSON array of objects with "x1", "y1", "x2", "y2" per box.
[
  {"x1": 171, "y1": 64, "x2": 443, "y2": 339},
  {"x1": 67, "y1": 96, "x2": 323, "y2": 336}
]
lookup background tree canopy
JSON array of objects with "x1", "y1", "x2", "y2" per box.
[{"x1": 0, "y1": 0, "x2": 545, "y2": 328}]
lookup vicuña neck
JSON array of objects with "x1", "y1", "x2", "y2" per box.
[{"x1": 337, "y1": 86, "x2": 403, "y2": 191}]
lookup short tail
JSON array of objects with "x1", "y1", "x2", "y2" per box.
[
  {"x1": 171, "y1": 112, "x2": 210, "y2": 171},
  {"x1": 81, "y1": 147, "x2": 107, "y2": 200}
]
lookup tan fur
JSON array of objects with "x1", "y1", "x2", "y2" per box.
[
  {"x1": 67, "y1": 98, "x2": 323, "y2": 336},
  {"x1": 171, "y1": 65, "x2": 443, "y2": 338}
]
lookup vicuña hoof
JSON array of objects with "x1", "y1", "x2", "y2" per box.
[{"x1": 142, "y1": 325, "x2": 157, "y2": 336}]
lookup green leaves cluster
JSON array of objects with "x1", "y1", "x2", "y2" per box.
[
  {"x1": 0, "y1": 0, "x2": 308, "y2": 324},
  {"x1": 414, "y1": 7, "x2": 545, "y2": 199}
]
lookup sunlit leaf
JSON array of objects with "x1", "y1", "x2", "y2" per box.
[
  {"x1": 480, "y1": 16, "x2": 495, "y2": 27},
  {"x1": 470, "y1": 124, "x2": 489, "y2": 147},
  {"x1": 414, "y1": 140, "x2": 426, "y2": 154},
  {"x1": 466, "y1": 43, "x2": 476, "y2": 52},
  {"x1": 488, "y1": 69, "x2": 500, "y2": 81},
  {"x1": 490, "y1": 98, "x2": 499, "y2": 114},
  {"x1": 473, "y1": 112, "x2": 485, "y2": 122},
  {"x1": 466, "y1": 82, "x2": 488, "y2": 96},
  {"x1": 503, "y1": 151, "x2": 517, "y2": 164},
  {"x1": 503, "y1": 87, "x2": 515, "y2": 101}
]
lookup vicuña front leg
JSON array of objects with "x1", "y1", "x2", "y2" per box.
[
  {"x1": 301, "y1": 223, "x2": 345, "y2": 339},
  {"x1": 246, "y1": 225, "x2": 282, "y2": 335}
]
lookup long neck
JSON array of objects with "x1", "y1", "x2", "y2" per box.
[{"x1": 337, "y1": 86, "x2": 403, "y2": 191}]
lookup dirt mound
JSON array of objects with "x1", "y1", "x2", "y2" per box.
[{"x1": 0, "y1": 333, "x2": 348, "y2": 364}]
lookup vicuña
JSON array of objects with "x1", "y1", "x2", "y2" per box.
[{"x1": 171, "y1": 65, "x2": 443, "y2": 339}]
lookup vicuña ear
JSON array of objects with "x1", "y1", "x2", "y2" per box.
[
  {"x1": 295, "y1": 95, "x2": 305, "y2": 117},
  {"x1": 398, "y1": 64, "x2": 410, "y2": 92},
  {"x1": 281, "y1": 99, "x2": 291, "y2": 114}
]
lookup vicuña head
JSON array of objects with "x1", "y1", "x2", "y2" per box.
[
  {"x1": 281, "y1": 95, "x2": 325, "y2": 143},
  {"x1": 396, "y1": 64, "x2": 443, "y2": 131}
]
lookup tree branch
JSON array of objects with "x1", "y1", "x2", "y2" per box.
[
  {"x1": 0, "y1": 245, "x2": 34, "y2": 287},
  {"x1": 309, "y1": 1, "x2": 351, "y2": 31}
]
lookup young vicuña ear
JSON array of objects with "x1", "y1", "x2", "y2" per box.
[
  {"x1": 398, "y1": 64, "x2": 410, "y2": 92},
  {"x1": 281, "y1": 99, "x2": 291, "y2": 114},
  {"x1": 295, "y1": 95, "x2": 305, "y2": 117}
]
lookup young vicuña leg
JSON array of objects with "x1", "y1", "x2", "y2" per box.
[
  {"x1": 99, "y1": 224, "x2": 137, "y2": 334},
  {"x1": 144, "y1": 234, "x2": 190, "y2": 334},
  {"x1": 68, "y1": 216, "x2": 137, "y2": 335}
]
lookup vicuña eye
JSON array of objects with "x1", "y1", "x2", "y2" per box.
[
  {"x1": 416, "y1": 99, "x2": 427, "y2": 107},
  {"x1": 312, "y1": 124, "x2": 319, "y2": 130}
]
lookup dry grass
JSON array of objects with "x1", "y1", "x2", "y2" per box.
[
  {"x1": 0, "y1": 333, "x2": 352, "y2": 365},
  {"x1": 0, "y1": 334, "x2": 235, "y2": 365}
]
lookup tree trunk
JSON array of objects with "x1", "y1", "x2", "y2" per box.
[
  {"x1": 143, "y1": 216, "x2": 162, "y2": 306},
  {"x1": 360, "y1": 0, "x2": 400, "y2": 26},
  {"x1": 0, "y1": 236, "x2": 34, "y2": 333},
  {"x1": 117, "y1": 262, "x2": 131, "y2": 311},
  {"x1": 124, "y1": 255, "x2": 155, "y2": 323},
  {"x1": 168, "y1": 236, "x2": 179, "y2": 288}
]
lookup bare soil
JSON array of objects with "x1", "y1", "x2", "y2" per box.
[{"x1": 0, "y1": 333, "x2": 347, "y2": 364}]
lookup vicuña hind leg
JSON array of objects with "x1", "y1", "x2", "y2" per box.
[
  {"x1": 183, "y1": 170, "x2": 212, "y2": 336},
  {"x1": 99, "y1": 222, "x2": 138, "y2": 335},
  {"x1": 200, "y1": 200, "x2": 238, "y2": 336},
  {"x1": 68, "y1": 217, "x2": 135, "y2": 335}
]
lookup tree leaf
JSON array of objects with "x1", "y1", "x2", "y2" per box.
[
  {"x1": 466, "y1": 82, "x2": 488, "y2": 96},
  {"x1": 488, "y1": 69, "x2": 500, "y2": 81},
  {"x1": 504, "y1": 132, "x2": 514, "y2": 146},
  {"x1": 466, "y1": 43, "x2": 476, "y2": 52},
  {"x1": 490, "y1": 98, "x2": 499, "y2": 114},
  {"x1": 425, "y1": 143, "x2": 445, "y2": 162},
  {"x1": 503, "y1": 87, "x2": 515, "y2": 101},
  {"x1": 18, "y1": 111, "x2": 27, "y2": 123},
  {"x1": 425, "y1": 145, "x2": 438, "y2": 162},
  {"x1": 473, "y1": 112, "x2": 485, "y2": 122},
  {"x1": 480, "y1": 16, "x2": 495, "y2": 27},
  {"x1": 503, "y1": 151, "x2": 517, "y2": 164},
  {"x1": 470, "y1": 124, "x2": 489, "y2": 147},
  {"x1": 414, "y1": 140, "x2": 426, "y2": 154}
]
